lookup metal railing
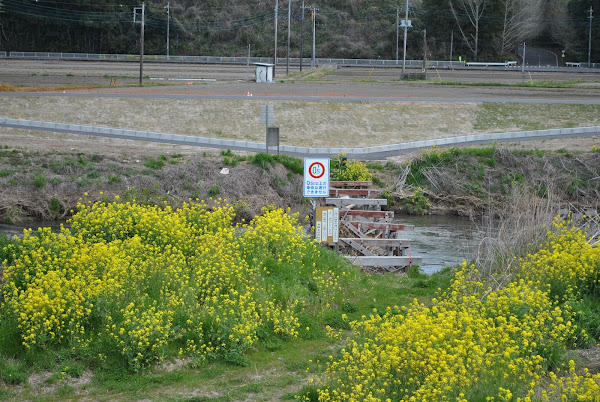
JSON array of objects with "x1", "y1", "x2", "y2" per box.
[{"x1": 0, "y1": 51, "x2": 469, "y2": 68}]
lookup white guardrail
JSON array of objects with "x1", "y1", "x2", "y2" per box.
[
  {"x1": 1, "y1": 117, "x2": 599, "y2": 159},
  {"x1": 0, "y1": 51, "x2": 467, "y2": 68},
  {"x1": 2, "y1": 52, "x2": 599, "y2": 68}
]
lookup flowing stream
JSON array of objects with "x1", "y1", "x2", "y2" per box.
[{"x1": 395, "y1": 214, "x2": 491, "y2": 275}]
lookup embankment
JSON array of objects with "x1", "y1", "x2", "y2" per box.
[{"x1": 0, "y1": 145, "x2": 598, "y2": 223}]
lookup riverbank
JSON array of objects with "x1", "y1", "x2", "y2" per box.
[{"x1": 0, "y1": 139, "x2": 598, "y2": 224}]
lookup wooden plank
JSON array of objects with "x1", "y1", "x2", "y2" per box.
[
  {"x1": 330, "y1": 181, "x2": 372, "y2": 187},
  {"x1": 326, "y1": 198, "x2": 387, "y2": 207},
  {"x1": 339, "y1": 238, "x2": 411, "y2": 247},
  {"x1": 347, "y1": 221, "x2": 415, "y2": 231},
  {"x1": 341, "y1": 219, "x2": 364, "y2": 238},
  {"x1": 339, "y1": 210, "x2": 394, "y2": 221},
  {"x1": 340, "y1": 238, "x2": 375, "y2": 256},
  {"x1": 345, "y1": 255, "x2": 423, "y2": 267},
  {"x1": 329, "y1": 188, "x2": 382, "y2": 197}
]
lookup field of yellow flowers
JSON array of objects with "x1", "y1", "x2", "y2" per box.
[
  {"x1": 0, "y1": 198, "x2": 355, "y2": 374},
  {"x1": 315, "y1": 220, "x2": 600, "y2": 401},
  {"x1": 1, "y1": 193, "x2": 600, "y2": 400}
]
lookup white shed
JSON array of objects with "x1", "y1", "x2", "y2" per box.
[{"x1": 255, "y1": 63, "x2": 275, "y2": 83}]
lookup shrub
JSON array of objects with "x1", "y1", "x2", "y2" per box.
[
  {"x1": 316, "y1": 221, "x2": 599, "y2": 400},
  {"x1": 0, "y1": 199, "x2": 354, "y2": 372},
  {"x1": 402, "y1": 188, "x2": 431, "y2": 215},
  {"x1": 331, "y1": 154, "x2": 372, "y2": 182},
  {"x1": 143, "y1": 158, "x2": 164, "y2": 169},
  {"x1": 33, "y1": 173, "x2": 47, "y2": 189},
  {"x1": 207, "y1": 185, "x2": 220, "y2": 197}
]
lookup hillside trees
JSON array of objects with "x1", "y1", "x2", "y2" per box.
[
  {"x1": 568, "y1": 0, "x2": 600, "y2": 62},
  {"x1": 449, "y1": 0, "x2": 491, "y2": 60},
  {"x1": 0, "y1": 0, "x2": 595, "y2": 62},
  {"x1": 492, "y1": 0, "x2": 544, "y2": 56}
]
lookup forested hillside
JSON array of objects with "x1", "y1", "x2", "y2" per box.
[{"x1": 0, "y1": 0, "x2": 597, "y2": 62}]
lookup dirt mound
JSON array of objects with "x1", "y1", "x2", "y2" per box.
[{"x1": 0, "y1": 148, "x2": 305, "y2": 223}]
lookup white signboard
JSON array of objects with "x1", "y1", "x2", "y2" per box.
[
  {"x1": 315, "y1": 206, "x2": 339, "y2": 243},
  {"x1": 303, "y1": 158, "x2": 330, "y2": 197}
]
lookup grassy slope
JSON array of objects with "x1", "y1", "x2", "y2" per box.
[
  {"x1": 0, "y1": 262, "x2": 451, "y2": 400},
  {"x1": 0, "y1": 97, "x2": 599, "y2": 149}
]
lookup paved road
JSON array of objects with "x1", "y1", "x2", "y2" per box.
[
  {"x1": 3, "y1": 90, "x2": 600, "y2": 105},
  {"x1": 1, "y1": 59, "x2": 599, "y2": 104}
]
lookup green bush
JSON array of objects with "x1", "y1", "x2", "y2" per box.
[
  {"x1": 143, "y1": 158, "x2": 164, "y2": 169},
  {"x1": 402, "y1": 188, "x2": 431, "y2": 215},
  {"x1": 207, "y1": 185, "x2": 220, "y2": 197},
  {"x1": 33, "y1": 173, "x2": 47, "y2": 189}
]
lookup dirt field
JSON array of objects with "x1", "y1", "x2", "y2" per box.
[{"x1": 1, "y1": 59, "x2": 599, "y2": 160}]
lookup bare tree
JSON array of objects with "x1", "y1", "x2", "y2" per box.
[
  {"x1": 493, "y1": 0, "x2": 544, "y2": 56},
  {"x1": 543, "y1": 0, "x2": 576, "y2": 52},
  {"x1": 449, "y1": 0, "x2": 490, "y2": 60}
]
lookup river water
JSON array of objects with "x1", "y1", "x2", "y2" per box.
[
  {"x1": 395, "y1": 214, "x2": 490, "y2": 275},
  {"x1": 1, "y1": 215, "x2": 488, "y2": 275},
  {"x1": 0, "y1": 220, "x2": 66, "y2": 237}
]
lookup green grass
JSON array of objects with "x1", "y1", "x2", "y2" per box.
[
  {"x1": 207, "y1": 185, "x2": 220, "y2": 197},
  {"x1": 0, "y1": 359, "x2": 28, "y2": 385},
  {"x1": 434, "y1": 80, "x2": 583, "y2": 89},
  {"x1": 249, "y1": 153, "x2": 303, "y2": 174},
  {"x1": 366, "y1": 162, "x2": 384, "y2": 171},
  {"x1": 143, "y1": 158, "x2": 164, "y2": 169},
  {"x1": 108, "y1": 175, "x2": 122, "y2": 184},
  {"x1": 571, "y1": 295, "x2": 600, "y2": 343},
  {"x1": 33, "y1": 173, "x2": 47, "y2": 189},
  {"x1": 0, "y1": 239, "x2": 452, "y2": 400}
]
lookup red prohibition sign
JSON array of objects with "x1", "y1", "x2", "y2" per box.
[{"x1": 308, "y1": 162, "x2": 326, "y2": 179}]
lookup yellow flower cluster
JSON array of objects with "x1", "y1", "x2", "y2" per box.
[
  {"x1": 521, "y1": 219, "x2": 600, "y2": 302},
  {"x1": 318, "y1": 222, "x2": 600, "y2": 400},
  {"x1": 1, "y1": 199, "x2": 344, "y2": 370},
  {"x1": 543, "y1": 360, "x2": 600, "y2": 401},
  {"x1": 331, "y1": 156, "x2": 373, "y2": 182}
]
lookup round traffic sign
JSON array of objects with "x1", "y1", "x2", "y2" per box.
[{"x1": 308, "y1": 162, "x2": 326, "y2": 179}]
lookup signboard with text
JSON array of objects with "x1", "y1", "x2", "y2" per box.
[
  {"x1": 315, "y1": 206, "x2": 339, "y2": 243},
  {"x1": 303, "y1": 158, "x2": 330, "y2": 197}
]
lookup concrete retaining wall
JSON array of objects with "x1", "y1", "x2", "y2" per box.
[{"x1": 1, "y1": 117, "x2": 598, "y2": 159}]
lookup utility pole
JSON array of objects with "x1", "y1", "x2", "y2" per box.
[
  {"x1": 0, "y1": 0, "x2": 4, "y2": 52},
  {"x1": 0, "y1": 1, "x2": 3, "y2": 52},
  {"x1": 589, "y1": 6, "x2": 594, "y2": 68},
  {"x1": 311, "y1": 7, "x2": 318, "y2": 68},
  {"x1": 450, "y1": 30, "x2": 453, "y2": 62},
  {"x1": 300, "y1": 0, "x2": 305, "y2": 71},
  {"x1": 396, "y1": 7, "x2": 399, "y2": 64},
  {"x1": 274, "y1": 0, "x2": 279, "y2": 77},
  {"x1": 165, "y1": 2, "x2": 170, "y2": 59},
  {"x1": 140, "y1": 3, "x2": 145, "y2": 86},
  {"x1": 401, "y1": 0, "x2": 410, "y2": 76},
  {"x1": 422, "y1": 29, "x2": 427, "y2": 73},
  {"x1": 286, "y1": 0, "x2": 294, "y2": 76},
  {"x1": 521, "y1": 42, "x2": 526, "y2": 83},
  {"x1": 134, "y1": 3, "x2": 145, "y2": 86},
  {"x1": 247, "y1": 44, "x2": 251, "y2": 81}
]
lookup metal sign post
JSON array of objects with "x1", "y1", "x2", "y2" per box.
[
  {"x1": 133, "y1": 3, "x2": 145, "y2": 86},
  {"x1": 260, "y1": 105, "x2": 277, "y2": 153}
]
